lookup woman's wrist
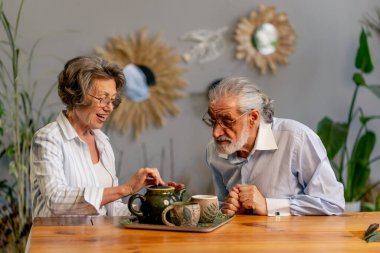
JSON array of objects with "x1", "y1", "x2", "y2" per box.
[{"x1": 122, "y1": 184, "x2": 133, "y2": 197}]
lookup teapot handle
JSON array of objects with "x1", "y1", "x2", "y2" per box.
[{"x1": 128, "y1": 194, "x2": 145, "y2": 217}]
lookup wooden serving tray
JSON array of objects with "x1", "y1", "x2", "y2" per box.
[{"x1": 120, "y1": 213, "x2": 234, "y2": 233}]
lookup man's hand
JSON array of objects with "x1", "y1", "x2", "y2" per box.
[
  {"x1": 236, "y1": 184, "x2": 268, "y2": 215},
  {"x1": 166, "y1": 181, "x2": 185, "y2": 189},
  {"x1": 221, "y1": 187, "x2": 246, "y2": 215}
]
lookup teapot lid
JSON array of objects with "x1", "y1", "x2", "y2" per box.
[{"x1": 147, "y1": 185, "x2": 174, "y2": 191}]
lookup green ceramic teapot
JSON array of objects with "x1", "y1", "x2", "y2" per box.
[{"x1": 128, "y1": 185, "x2": 189, "y2": 224}]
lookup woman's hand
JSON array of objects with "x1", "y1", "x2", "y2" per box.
[
  {"x1": 123, "y1": 167, "x2": 165, "y2": 195},
  {"x1": 102, "y1": 168, "x2": 186, "y2": 205},
  {"x1": 103, "y1": 168, "x2": 169, "y2": 205}
]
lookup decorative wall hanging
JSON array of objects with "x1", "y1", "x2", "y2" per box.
[
  {"x1": 180, "y1": 27, "x2": 228, "y2": 63},
  {"x1": 234, "y1": 4, "x2": 296, "y2": 75},
  {"x1": 96, "y1": 29, "x2": 187, "y2": 138}
]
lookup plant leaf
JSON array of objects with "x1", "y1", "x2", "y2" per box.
[
  {"x1": 316, "y1": 117, "x2": 348, "y2": 160},
  {"x1": 6, "y1": 145, "x2": 15, "y2": 157},
  {"x1": 355, "y1": 29, "x2": 374, "y2": 73},
  {"x1": 352, "y1": 131, "x2": 375, "y2": 164},
  {"x1": 347, "y1": 131, "x2": 376, "y2": 200},
  {"x1": 360, "y1": 115, "x2": 380, "y2": 125},
  {"x1": 361, "y1": 202, "x2": 375, "y2": 211},
  {"x1": 366, "y1": 85, "x2": 380, "y2": 99},
  {"x1": 365, "y1": 232, "x2": 380, "y2": 242},
  {"x1": 376, "y1": 193, "x2": 380, "y2": 211}
]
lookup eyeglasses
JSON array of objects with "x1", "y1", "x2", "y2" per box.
[
  {"x1": 88, "y1": 94, "x2": 121, "y2": 108},
  {"x1": 202, "y1": 110, "x2": 251, "y2": 129}
]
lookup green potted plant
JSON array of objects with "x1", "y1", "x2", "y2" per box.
[
  {"x1": 0, "y1": 0, "x2": 55, "y2": 251},
  {"x1": 317, "y1": 29, "x2": 380, "y2": 211}
]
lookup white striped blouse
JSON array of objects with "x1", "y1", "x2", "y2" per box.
[{"x1": 30, "y1": 111, "x2": 130, "y2": 218}]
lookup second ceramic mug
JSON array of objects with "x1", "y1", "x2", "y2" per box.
[
  {"x1": 161, "y1": 202, "x2": 200, "y2": 227},
  {"x1": 190, "y1": 195, "x2": 219, "y2": 223}
]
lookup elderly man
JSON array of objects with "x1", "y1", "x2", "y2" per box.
[{"x1": 204, "y1": 77, "x2": 344, "y2": 216}]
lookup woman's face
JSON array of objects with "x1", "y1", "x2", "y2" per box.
[{"x1": 72, "y1": 78, "x2": 117, "y2": 132}]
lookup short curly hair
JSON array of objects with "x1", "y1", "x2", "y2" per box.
[{"x1": 58, "y1": 56, "x2": 125, "y2": 110}]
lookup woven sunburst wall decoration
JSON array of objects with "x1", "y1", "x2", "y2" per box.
[
  {"x1": 96, "y1": 29, "x2": 187, "y2": 138},
  {"x1": 234, "y1": 4, "x2": 297, "y2": 75}
]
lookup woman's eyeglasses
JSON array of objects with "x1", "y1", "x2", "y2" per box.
[{"x1": 88, "y1": 94, "x2": 121, "y2": 108}]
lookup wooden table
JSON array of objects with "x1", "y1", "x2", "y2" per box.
[{"x1": 29, "y1": 212, "x2": 380, "y2": 252}]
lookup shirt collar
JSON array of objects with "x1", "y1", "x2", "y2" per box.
[
  {"x1": 57, "y1": 111, "x2": 78, "y2": 140},
  {"x1": 217, "y1": 120, "x2": 278, "y2": 160},
  {"x1": 56, "y1": 111, "x2": 109, "y2": 144},
  {"x1": 254, "y1": 120, "x2": 278, "y2": 151}
]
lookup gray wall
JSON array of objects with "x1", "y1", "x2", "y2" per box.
[{"x1": 3, "y1": 0, "x2": 380, "y2": 196}]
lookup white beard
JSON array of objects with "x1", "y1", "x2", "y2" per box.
[{"x1": 215, "y1": 120, "x2": 250, "y2": 155}]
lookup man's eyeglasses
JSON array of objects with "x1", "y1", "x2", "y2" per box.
[
  {"x1": 202, "y1": 111, "x2": 251, "y2": 129},
  {"x1": 88, "y1": 94, "x2": 121, "y2": 108}
]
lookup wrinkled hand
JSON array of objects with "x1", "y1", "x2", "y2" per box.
[
  {"x1": 124, "y1": 168, "x2": 165, "y2": 194},
  {"x1": 166, "y1": 181, "x2": 185, "y2": 189},
  {"x1": 221, "y1": 186, "x2": 246, "y2": 215},
  {"x1": 236, "y1": 184, "x2": 268, "y2": 215}
]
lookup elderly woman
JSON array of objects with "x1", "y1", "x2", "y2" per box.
[{"x1": 30, "y1": 56, "x2": 175, "y2": 218}]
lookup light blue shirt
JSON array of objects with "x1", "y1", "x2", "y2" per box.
[
  {"x1": 30, "y1": 111, "x2": 130, "y2": 218},
  {"x1": 206, "y1": 117, "x2": 345, "y2": 216}
]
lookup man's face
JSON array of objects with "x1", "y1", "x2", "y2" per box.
[{"x1": 208, "y1": 96, "x2": 251, "y2": 155}]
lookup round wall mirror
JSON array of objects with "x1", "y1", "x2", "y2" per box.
[
  {"x1": 95, "y1": 29, "x2": 187, "y2": 138},
  {"x1": 234, "y1": 4, "x2": 297, "y2": 75},
  {"x1": 252, "y1": 23, "x2": 279, "y2": 55}
]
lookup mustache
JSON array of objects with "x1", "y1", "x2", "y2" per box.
[{"x1": 215, "y1": 136, "x2": 232, "y2": 142}]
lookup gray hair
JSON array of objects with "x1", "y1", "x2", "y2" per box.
[
  {"x1": 58, "y1": 56, "x2": 125, "y2": 110},
  {"x1": 208, "y1": 77, "x2": 274, "y2": 123}
]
